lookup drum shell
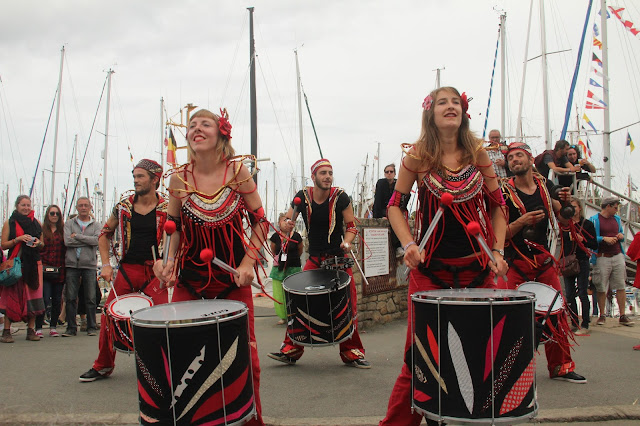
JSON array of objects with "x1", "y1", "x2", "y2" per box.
[
  {"x1": 105, "y1": 293, "x2": 153, "y2": 353},
  {"x1": 410, "y1": 289, "x2": 537, "y2": 423},
  {"x1": 132, "y1": 300, "x2": 255, "y2": 426},
  {"x1": 283, "y1": 270, "x2": 354, "y2": 346}
]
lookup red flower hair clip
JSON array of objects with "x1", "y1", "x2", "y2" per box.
[
  {"x1": 218, "y1": 108, "x2": 232, "y2": 140},
  {"x1": 422, "y1": 95, "x2": 433, "y2": 111},
  {"x1": 460, "y1": 92, "x2": 472, "y2": 119}
]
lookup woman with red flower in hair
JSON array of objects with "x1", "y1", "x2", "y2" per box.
[
  {"x1": 380, "y1": 86, "x2": 509, "y2": 425},
  {"x1": 154, "y1": 108, "x2": 268, "y2": 425}
]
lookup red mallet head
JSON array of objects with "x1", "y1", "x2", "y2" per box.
[
  {"x1": 293, "y1": 197, "x2": 302, "y2": 206},
  {"x1": 164, "y1": 220, "x2": 177, "y2": 235},
  {"x1": 466, "y1": 221, "x2": 482, "y2": 236},
  {"x1": 440, "y1": 192, "x2": 454, "y2": 207},
  {"x1": 200, "y1": 248, "x2": 214, "y2": 263}
]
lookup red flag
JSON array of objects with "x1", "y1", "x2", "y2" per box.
[
  {"x1": 586, "y1": 101, "x2": 605, "y2": 109},
  {"x1": 165, "y1": 128, "x2": 177, "y2": 165}
]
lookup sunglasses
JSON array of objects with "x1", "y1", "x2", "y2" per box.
[
  {"x1": 49, "y1": 211, "x2": 60, "y2": 216},
  {"x1": 384, "y1": 170, "x2": 395, "y2": 174}
]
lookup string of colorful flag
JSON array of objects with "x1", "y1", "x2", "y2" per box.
[{"x1": 580, "y1": 6, "x2": 637, "y2": 158}]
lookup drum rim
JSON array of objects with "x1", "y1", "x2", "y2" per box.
[
  {"x1": 106, "y1": 293, "x2": 154, "y2": 319},
  {"x1": 131, "y1": 299, "x2": 248, "y2": 328},
  {"x1": 415, "y1": 406, "x2": 538, "y2": 424},
  {"x1": 282, "y1": 269, "x2": 351, "y2": 294},
  {"x1": 411, "y1": 288, "x2": 535, "y2": 304},
  {"x1": 517, "y1": 281, "x2": 564, "y2": 313}
]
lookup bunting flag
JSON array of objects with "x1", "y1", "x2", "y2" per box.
[
  {"x1": 592, "y1": 66, "x2": 606, "y2": 79},
  {"x1": 587, "y1": 90, "x2": 607, "y2": 106},
  {"x1": 165, "y1": 128, "x2": 177, "y2": 165},
  {"x1": 609, "y1": 7, "x2": 640, "y2": 36},
  {"x1": 586, "y1": 101, "x2": 605, "y2": 109},
  {"x1": 592, "y1": 53, "x2": 602, "y2": 67},
  {"x1": 631, "y1": 177, "x2": 638, "y2": 192},
  {"x1": 583, "y1": 114, "x2": 598, "y2": 133},
  {"x1": 578, "y1": 139, "x2": 589, "y2": 158},
  {"x1": 593, "y1": 37, "x2": 602, "y2": 49},
  {"x1": 589, "y1": 78, "x2": 603, "y2": 89},
  {"x1": 593, "y1": 23, "x2": 600, "y2": 37},
  {"x1": 627, "y1": 132, "x2": 635, "y2": 153}
]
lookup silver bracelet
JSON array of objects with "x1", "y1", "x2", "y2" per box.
[{"x1": 403, "y1": 241, "x2": 417, "y2": 251}]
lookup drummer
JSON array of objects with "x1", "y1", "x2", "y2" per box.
[
  {"x1": 497, "y1": 142, "x2": 587, "y2": 384},
  {"x1": 79, "y1": 159, "x2": 169, "y2": 382},
  {"x1": 381, "y1": 87, "x2": 508, "y2": 425},
  {"x1": 153, "y1": 109, "x2": 268, "y2": 426},
  {"x1": 267, "y1": 158, "x2": 371, "y2": 368}
]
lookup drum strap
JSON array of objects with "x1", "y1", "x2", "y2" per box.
[
  {"x1": 506, "y1": 258, "x2": 552, "y2": 281},
  {"x1": 420, "y1": 259, "x2": 488, "y2": 289},
  {"x1": 117, "y1": 264, "x2": 152, "y2": 293},
  {"x1": 179, "y1": 269, "x2": 235, "y2": 300}
]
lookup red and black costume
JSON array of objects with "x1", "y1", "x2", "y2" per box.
[
  {"x1": 382, "y1": 162, "x2": 505, "y2": 426},
  {"x1": 277, "y1": 186, "x2": 367, "y2": 363},
  {"x1": 93, "y1": 191, "x2": 169, "y2": 375},
  {"x1": 497, "y1": 174, "x2": 576, "y2": 378}
]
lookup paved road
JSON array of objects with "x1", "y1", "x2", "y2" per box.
[{"x1": 1, "y1": 296, "x2": 639, "y2": 425}]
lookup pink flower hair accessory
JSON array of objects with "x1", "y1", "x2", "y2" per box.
[
  {"x1": 461, "y1": 92, "x2": 472, "y2": 119},
  {"x1": 422, "y1": 95, "x2": 433, "y2": 111},
  {"x1": 218, "y1": 108, "x2": 232, "y2": 140}
]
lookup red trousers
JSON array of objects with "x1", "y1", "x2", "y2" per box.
[
  {"x1": 279, "y1": 257, "x2": 366, "y2": 363},
  {"x1": 171, "y1": 274, "x2": 264, "y2": 426},
  {"x1": 93, "y1": 262, "x2": 168, "y2": 374},
  {"x1": 496, "y1": 257, "x2": 575, "y2": 377},
  {"x1": 380, "y1": 259, "x2": 495, "y2": 426}
]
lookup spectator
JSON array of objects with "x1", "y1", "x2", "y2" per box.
[
  {"x1": 0, "y1": 195, "x2": 45, "y2": 343},
  {"x1": 561, "y1": 198, "x2": 597, "y2": 333},
  {"x1": 589, "y1": 196, "x2": 634, "y2": 327},
  {"x1": 557, "y1": 146, "x2": 596, "y2": 190},
  {"x1": 62, "y1": 197, "x2": 101, "y2": 337},
  {"x1": 486, "y1": 129, "x2": 509, "y2": 178},
  {"x1": 535, "y1": 139, "x2": 580, "y2": 180},
  {"x1": 35, "y1": 205, "x2": 66, "y2": 338},
  {"x1": 373, "y1": 163, "x2": 403, "y2": 256}
]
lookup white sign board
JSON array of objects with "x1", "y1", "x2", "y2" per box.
[{"x1": 363, "y1": 227, "x2": 389, "y2": 277}]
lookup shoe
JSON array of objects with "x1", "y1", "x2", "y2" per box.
[
  {"x1": 79, "y1": 368, "x2": 107, "y2": 382},
  {"x1": 276, "y1": 319, "x2": 285, "y2": 325},
  {"x1": 58, "y1": 319, "x2": 66, "y2": 326},
  {"x1": 0, "y1": 329, "x2": 14, "y2": 343},
  {"x1": 49, "y1": 329, "x2": 60, "y2": 337},
  {"x1": 395, "y1": 247, "x2": 405, "y2": 258},
  {"x1": 35, "y1": 329, "x2": 44, "y2": 338},
  {"x1": 61, "y1": 329, "x2": 77, "y2": 337},
  {"x1": 347, "y1": 358, "x2": 372, "y2": 369},
  {"x1": 596, "y1": 315, "x2": 606, "y2": 325},
  {"x1": 619, "y1": 315, "x2": 635, "y2": 327},
  {"x1": 80, "y1": 319, "x2": 87, "y2": 332},
  {"x1": 570, "y1": 325, "x2": 579, "y2": 333},
  {"x1": 26, "y1": 328, "x2": 41, "y2": 341},
  {"x1": 267, "y1": 351, "x2": 297, "y2": 365},
  {"x1": 87, "y1": 328, "x2": 97, "y2": 336},
  {"x1": 634, "y1": 344, "x2": 640, "y2": 351},
  {"x1": 574, "y1": 328, "x2": 590, "y2": 336},
  {"x1": 552, "y1": 371, "x2": 587, "y2": 384}
]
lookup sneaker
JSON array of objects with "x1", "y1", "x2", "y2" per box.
[
  {"x1": 552, "y1": 371, "x2": 587, "y2": 384},
  {"x1": 87, "y1": 328, "x2": 97, "y2": 336},
  {"x1": 619, "y1": 315, "x2": 635, "y2": 327},
  {"x1": 347, "y1": 358, "x2": 372, "y2": 369},
  {"x1": 58, "y1": 319, "x2": 66, "y2": 326},
  {"x1": 634, "y1": 344, "x2": 640, "y2": 351},
  {"x1": 35, "y1": 329, "x2": 44, "y2": 338},
  {"x1": 49, "y1": 329, "x2": 60, "y2": 337},
  {"x1": 596, "y1": 315, "x2": 606, "y2": 325},
  {"x1": 26, "y1": 328, "x2": 41, "y2": 341},
  {"x1": 570, "y1": 325, "x2": 580, "y2": 333},
  {"x1": 276, "y1": 319, "x2": 285, "y2": 325},
  {"x1": 61, "y1": 329, "x2": 77, "y2": 337},
  {"x1": 79, "y1": 368, "x2": 107, "y2": 382},
  {"x1": 267, "y1": 351, "x2": 297, "y2": 365},
  {"x1": 0, "y1": 329, "x2": 14, "y2": 343}
]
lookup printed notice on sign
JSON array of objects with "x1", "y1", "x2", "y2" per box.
[{"x1": 363, "y1": 228, "x2": 389, "y2": 277}]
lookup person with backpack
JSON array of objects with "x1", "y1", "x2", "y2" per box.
[{"x1": 534, "y1": 140, "x2": 581, "y2": 180}]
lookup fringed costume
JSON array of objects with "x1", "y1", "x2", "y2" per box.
[
  {"x1": 167, "y1": 157, "x2": 267, "y2": 426},
  {"x1": 381, "y1": 160, "x2": 505, "y2": 426},
  {"x1": 497, "y1": 175, "x2": 577, "y2": 378},
  {"x1": 93, "y1": 191, "x2": 169, "y2": 376}
]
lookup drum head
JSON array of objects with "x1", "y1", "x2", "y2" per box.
[
  {"x1": 282, "y1": 269, "x2": 350, "y2": 294},
  {"x1": 107, "y1": 293, "x2": 153, "y2": 319},
  {"x1": 131, "y1": 299, "x2": 247, "y2": 328},
  {"x1": 518, "y1": 281, "x2": 564, "y2": 314},
  {"x1": 412, "y1": 288, "x2": 533, "y2": 304}
]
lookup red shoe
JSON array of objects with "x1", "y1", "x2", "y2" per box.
[{"x1": 633, "y1": 344, "x2": 640, "y2": 351}]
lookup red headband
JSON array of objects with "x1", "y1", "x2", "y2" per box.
[
  {"x1": 134, "y1": 159, "x2": 163, "y2": 179},
  {"x1": 506, "y1": 142, "x2": 533, "y2": 158},
  {"x1": 311, "y1": 158, "x2": 332, "y2": 175}
]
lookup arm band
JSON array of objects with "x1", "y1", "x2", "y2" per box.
[
  {"x1": 167, "y1": 214, "x2": 182, "y2": 230},
  {"x1": 388, "y1": 190, "x2": 410, "y2": 212},
  {"x1": 489, "y1": 187, "x2": 506, "y2": 206},
  {"x1": 99, "y1": 223, "x2": 115, "y2": 240},
  {"x1": 345, "y1": 221, "x2": 358, "y2": 235},
  {"x1": 249, "y1": 206, "x2": 268, "y2": 229}
]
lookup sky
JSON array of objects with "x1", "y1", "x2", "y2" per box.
[{"x1": 1, "y1": 0, "x2": 639, "y2": 222}]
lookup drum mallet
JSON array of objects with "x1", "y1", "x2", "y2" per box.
[
  {"x1": 158, "y1": 221, "x2": 177, "y2": 288},
  {"x1": 465, "y1": 221, "x2": 508, "y2": 283},
  {"x1": 341, "y1": 236, "x2": 370, "y2": 286},
  {"x1": 403, "y1": 192, "x2": 453, "y2": 280},
  {"x1": 200, "y1": 249, "x2": 262, "y2": 291}
]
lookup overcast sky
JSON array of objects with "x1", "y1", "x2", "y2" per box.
[{"x1": 1, "y1": 0, "x2": 639, "y2": 221}]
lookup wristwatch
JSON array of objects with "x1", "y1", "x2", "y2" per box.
[{"x1": 491, "y1": 248, "x2": 504, "y2": 256}]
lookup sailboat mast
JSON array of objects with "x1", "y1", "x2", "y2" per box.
[
  {"x1": 160, "y1": 97, "x2": 165, "y2": 191},
  {"x1": 103, "y1": 69, "x2": 114, "y2": 223},
  {"x1": 600, "y1": 0, "x2": 611, "y2": 192},
  {"x1": 295, "y1": 49, "x2": 305, "y2": 188},
  {"x1": 50, "y1": 46, "x2": 65, "y2": 206},
  {"x1": 500, "y1": 12, "x2": 506, "y2": 137},
  {"x1": 517, "y1": 0, "x2": 535, "y2": 140},
  {"x1": 248, "y1": 7, "x2": 258, "y2": 184},
  {"x1": 539, "y1": 0, "x2": 552, "y2": 149}
]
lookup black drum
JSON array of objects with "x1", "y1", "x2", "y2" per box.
[
  {"x1": 282, "y1": 269, "x2": 354, "y2": 346},
  {"x1": 411, "y1": 289, "x2": 537, "y2": 424},
  {"x1": 131, "y1": 300, "x2": 256, "y2": 426}
]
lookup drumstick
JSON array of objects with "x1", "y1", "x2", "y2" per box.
[
  {"x1": 341, "y1": 236, "x2": 369, "y2": 286},
  {"x1": 162, "y1": 221, "x2": 177, "y2": 266},
  {"x1": 403, "y1": 192, "x2": 454, "y2": 279},
  {"x1": 201, "y1": 250, "x2": 262, "y2": 291},
  {"x1": 466, "y1": 221, "x2": 508, "y2": 283},
  {"x1": 151, "y1": 246, "x2": 157, "y2": 263}
]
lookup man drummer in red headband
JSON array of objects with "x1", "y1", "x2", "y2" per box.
[
  {"x1": 79, "y1": 159, "x2": 169, "y2": 382},
  {"x1": 267, "y1": 158, "x2": 370, "y2": 368},
  {"x1": 498, "y1": 143, "x2": 586, "y2": 383}
]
